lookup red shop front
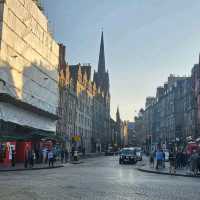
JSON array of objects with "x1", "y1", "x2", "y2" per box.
[{"x1": 0, "y1": 141, "x2": 32, "y2": 166}]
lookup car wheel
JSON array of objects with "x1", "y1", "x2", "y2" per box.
[{"x1": 133, "y1": 160, "x2": 137, "y2": 164}]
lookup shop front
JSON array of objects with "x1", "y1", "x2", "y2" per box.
[
  {"x1": 0, "y1": 95, "x2": 61, "y2": 166},
  {"x1": 0, "y1": 121, "x2": 63, "y2": 166}
]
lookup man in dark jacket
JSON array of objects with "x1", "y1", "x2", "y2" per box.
[{"x1": 169, "y1": 150, "x2": 176, "y2": 175}]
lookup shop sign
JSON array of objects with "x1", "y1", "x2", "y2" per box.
[{"x1": 72, "y1": 136, "x2": 80, "y2": 142}]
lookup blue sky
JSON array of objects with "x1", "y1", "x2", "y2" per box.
[{"x1": 44, "y1": 0, "x2": 200, "y2": 121}]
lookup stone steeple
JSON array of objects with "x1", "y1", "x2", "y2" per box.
[
  {"x1": 116, "y1": 107, "x2": 121, "y2": 123},
  {"x1": 93, "y1": 31, "x2": 110, "y2": 98},
  {"x1": 98, "y1": 31, "x2": 106, "y2": 74}
]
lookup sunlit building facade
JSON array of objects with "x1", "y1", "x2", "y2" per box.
[{"x1": 0, "y1": 0, "x2": 59, "y2": 164}]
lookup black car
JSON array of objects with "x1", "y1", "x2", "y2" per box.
[
  {"x1": 119, "y1": 148, "x2": 137, "y2": 164},
  {"x1": 105, "y1": 149, "x2": 114, "y2": 156}
]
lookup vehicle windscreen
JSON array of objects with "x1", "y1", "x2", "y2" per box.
[
  {"x1": 136, "y1": 148, "x2": 142, "y2": 152},
  {"x1": 122, "y1": 149, "x2": 135, "y2": 155}
]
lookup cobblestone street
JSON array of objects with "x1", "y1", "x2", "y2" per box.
[{"x1": 0, "y1": 156, "x2": 199, "y2": 200}]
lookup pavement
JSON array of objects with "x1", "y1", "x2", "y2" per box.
[
  {"x1": 0, "y1": 152, "x2": 103, "y2": 171},
  {"x1": 136, "y1": 156, "x2": 200, "y2": 177},
  {"x1": 0, "y1": 162, "x2": 64, "y2": 172},
  {"x1": 0, "y1": 156, "x2": 200, "y2": 200}
]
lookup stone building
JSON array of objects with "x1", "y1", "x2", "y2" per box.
[
  {"x1": 127, "y1": 122, "x2": 136, "y2": 147},
  {"x1": 192, "y1": 61, "x2": 200, "y2": 139},
  {"x1": 110, "y1": 118, "x2": 117, "y2": 147},
  {"x1": 182, "y1": 77, "x2": 196, "y2": 139},
  {"x1": 143, "y1": 99, "x2": 155, "y2": 151},
  {"x1": 122, "y1": 121, "x2": 129, "y2": 147},
  {"x1": 57, "y1": 32, "x2": 111, "y2": 154},
  {"x1": 143, "y1": 74, "x2": 196, "y2": 150},
  {"x1": 134, "y1": 109, "x2": 145, "y2": 146},
  {"x1": 57, "y1": 44, "x2": 77, "y2": 152},
  {"x1": 0, "y1": 0, "x2": 59, "y2": 163},
  {"x1": 68, "y1": 64, "x2": 93, "y2": 153}
]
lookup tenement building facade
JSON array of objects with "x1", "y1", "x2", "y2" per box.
[
  {"x1": 57, "y1": 32, "x2": 111, "y2": 153},
  {"x1": 143, "y1": 74, "x2": 196, "y2": 150},
  {"x1": 57, "y1": 44, "x2": 77, "y2": 152}
]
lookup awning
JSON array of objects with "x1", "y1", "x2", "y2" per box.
[
  {"x1": 0, "y1": 120, "x2": 63, "y2": 142},
  {"x1": 0, "y1": 134, "x2": 31, "y2": 142},
  {"x1": 0, "y1": 132, "x2": 63, "y2": 142},
  {"x1": 30, "y1": 130, "x2": 63, "y2": 141}
]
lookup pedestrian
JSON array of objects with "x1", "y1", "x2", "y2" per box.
[
  {"x1": 48, "y1": 149, "x2": 54, "y2": 167},
  {"x1": 182, "y1": 151, "x2": 187, "y2": 168},
  {"x1": 71, "y1": 146, "x2": 75, "y2": 157},
  {"x1": 74, "y1": 150, "x2": 78, "y2": 161},
  {"x1": 64, "y1": 149, "x2": 69, "y2": 163},
  {"x1": 169, "y1": 150, "x2": 176, "y2": 175},
  {"x1": 29, "y1": 150, "x2": 34, "y2": 168},
  {"x1": 11, "y1": 147, "x2": 15, "y2": 167},
  {"x1": 155, "y1": 149, "x2": 162, "y2": 169},
  {"x1": 24, "y1": 147, "x2": 29, "y2": 168},
  {"x1": 82, "y1": 147, "x2": 85, "y2": 157},
  {"x1": 61, "y1": 149, "x2": 64, "y2": 164},
  {"x1": 161, "y1": 150, "x2": 165, "y2": 168},
  {"x1": 176, "y1": 150, "x2": 181, "y2": 169},
  {"x1": 197, "y1": 151, "x2": 200, "y2": 173},
  {"x1": 35, "y1": 149, "x2": 40, "y2": 163},
  {"x1": 180, "y1": 151, "x2": 184, "y2": 168},
  {"x1": 149, "y1": 152, "x2": 154, "y2": 168},
  {"x1": 42, "y1": 148, "x2": 48, "y2": 164},
  {"x1": 190, "y1": 150, "x2": 198, "y2": 176}
]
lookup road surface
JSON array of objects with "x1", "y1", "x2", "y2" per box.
[{"x1": 0, "y1": 156, "x2": 199, "y2": 200}]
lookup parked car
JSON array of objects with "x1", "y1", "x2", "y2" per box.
[
  {"x1": 105, "y1": 147, "x2": 114, "y2": 156},
  {"x1": 119, "y1": 148, "x2": 137, "y2": 164},
  {"x1": 135, "y1": 147, "x2": 143, "y2": 161}
]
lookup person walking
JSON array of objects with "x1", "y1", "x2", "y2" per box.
[
  {"x1": 24, "y1": 147, "x2": 29, "y2": 168},
  {"x1": 149, "y1": 152, "x2": 154, "y2": 168},
  {"x1": 64, "y1": 149, "x2": 69, "y2": 163},
  {"x1": 11, "y1": 147, "x2": 15, "y2": 167},
  {"x1": 190, "y1": 150, "x2": 198, "y2": 176},
  {"x1": 161, "y1": 150, "x2": 165, "y2": 168},
  {"x1": 61, "y1": 149, "x2": 64, "y2": 164},
  {"x1": 176, "y1": 150, "x2": 181, "y2": 169},
  {"x1": 156, "y1": 149, "x2": 163, "y2": 169},
  {"x1": 82, "y1": 147, "x2": 85, "y2": 157},
  {"x1": 48, "y1": 149, "x2": 54, "y2": 167},
  {"x1": 28, "y1": 149, "x2": 32, "y2": 168},
  {"x1": 169, "y1": 150, "x2": 176, "y2": 175},
  {"x1": 42, "y1": 148, "x2": 48, "y2": 164},
  {"x1": 74, "y1": 150, "x2": 78, "y2": 161},
  {"x1": 29, "y1": 150, "x2": 34, "y2": 168}
]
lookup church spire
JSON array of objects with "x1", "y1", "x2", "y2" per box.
[
  {"x1": 98, "y1": 31, "x2": 106, "y2": 74},
  {"x1": 116, "y1": 107, "x2": 121, "y2": 122}
]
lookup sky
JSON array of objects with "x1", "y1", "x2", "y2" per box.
[{"x1": 43, "y1": 0, "x2": 200, "y2": 121}]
